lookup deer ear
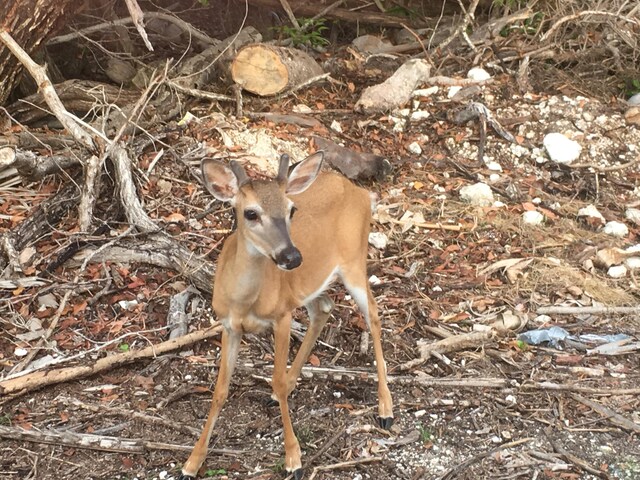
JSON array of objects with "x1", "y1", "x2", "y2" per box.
[
  {"x1": 201, "y1": 159, "x2": 238, "y2": 202},
  {"x1": 286, "y1": 151, "x2": 324, "y2": 194}
]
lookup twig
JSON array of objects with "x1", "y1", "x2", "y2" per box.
[
  {"x1": 167, "y1": 81, "x2": 235, "y2": 102},
  {"x1": 62, "y1": 396, "x2": 200, "y2": 436},
  {"x1": 536, "y1": 306, "x2": 640, "y2": 315},
  {"x1": 541, "y1": 10, "x2": 640, "y2": 42},
  {"x1": 279, "y1": 73, "x2": 331, "y2": 98},
  {"x1": 567, "y1": 155, "x2": 639, "y2": 172},
  {"x1": 0, "y1": 324, "x2": 222, "y2": 397},
  {"x1": 48, "y1": 12, "x2": 217, "y2": 46},
  {"x1": 439, "y1": 438, "x2": 533, "y2": 480},
  {"x1": 0, "y1": 424, "x2": 242, "y2": 456},
  {"x1": 570, "y1": 393, "x2": 640, "y2": 433},
  {"x1": 434, "y1": 0, "x2": 480, "y2": 51},
  {"x1": 547, "y1": 432, "x2": 611, "y2": 478},
  {"x1": 279, "y1": 0, "x2": 301, "y2": 29},
  {"x1": 0, "y1": 31, "x2": 95, "y2": 149},
  {"x1": 124, "y1": 0, "x2": 154, "y2": 51},
  {"x1": 308, "y1": 457, "x2": 382, "y2": 480}
]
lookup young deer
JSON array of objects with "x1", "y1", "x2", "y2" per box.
[{"x1": 179, "y1": 152, "x2": 393, "y2": 479}]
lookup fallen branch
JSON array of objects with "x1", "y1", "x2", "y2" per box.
[
  {"x1": 62, "y1": 396, "x2": 200, "y2": 436},
  {"x1": 571, "y1": 393, "x2": 640, "y2": 434},
  {"x1": 48, "y1": 12, "x2": 217, "y2": 46},
  {"x1": 439, "y1": 438, "x2": 533, "y2": 480},
  {"x1": 0, "y1": 424, "x2": 242, "y2": 456},
  {"x1": 536, "y1": 306, "x2": 640, "y2": 315},
  {"x1": 547, "y1": 432, "x2": 611, "y2": 479},
  {"x1": 0, "y1": 324, "x2": 222, "y2": 397},
  {"x1": 541, "y1": 10, "x2": 640, "y2": 42},
  {"x1": 308, "y1": 457, "x2": 382, "y2": 480}
]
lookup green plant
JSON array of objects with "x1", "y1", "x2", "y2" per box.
[
  {"x1": 274, "y1": 18, "x2": 329, "y2": 48},
  {"x1": 118, "y1": 343, "x2": 130, "y2": 352},
  {"x1": 204, "y1": 468, "x2": 227, "y2": 477},
  {"x1": 418, "y1": 425, "x2": 433, "y2": 443},
  {"x1": 0, "y1": 414, "x2": 11, "y2": 426},
  {"x1": 271, "y1": 458, "x2": 286, "y2": 473},
  {"x1": 628, "y1": 79, "x2": 640, "y2": 95},
  {"x1": 296, "y1": 425, "x2": 315, "y2": 448}
]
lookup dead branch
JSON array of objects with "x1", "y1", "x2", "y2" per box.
[
  {"x1": 547, "y1": 433, "x2": 612, "y2": 479},
  {"x1": 62, "y1": 396, "x2": 200, "y2": 436},
  {"x1": 541, "y1": 10, "x2": 640, "y2": 42},
  {"x1": 0, "y1": 324, "x2": 222, "y2": 397},
  {"x1": 0, "y1": 424, "x2": 242, "y2": 456},
  {"x1": 435, "y1": 0, "x2": 480, "y2": 52},
  {"x1": 48, "y1": 12, "x2": 217, "y2": 47},
  {"x1": 168, "y1": 286, "x2": 199, "y2": 339},
  {"x1": 398, "y1": 331, "x2": 495, "y2": 371},
  {"x1": 72, "y1": 233, "x2": 215, "y2": 294},
  {"x1": 537, "y1": 306, "x2": 640, "y2": 315},
  {"x1": 570, "y1": 393, "x2": 640, "y2": 433},
  {"x1": 124, "y1": 0, "x2": 153, "y2": 51},
  {"x1": 308, "y1": 457, "x2": 382, "y2": 480},
  {"x1": 0, "y1": 32, "x2": 95, "y2": 148}
]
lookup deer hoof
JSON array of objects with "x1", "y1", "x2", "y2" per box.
[
  {"x1": 177, "y1": 474, "x2": 196, "y2": 480},
  {"x1": 377, "y1": 416, "x2": 394, "y2": 430},
  {"x1": 291, "y1": 468, "x2": 304, "y2": 480}
]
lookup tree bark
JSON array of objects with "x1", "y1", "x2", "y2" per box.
[{"x1": 0, "y1": 0, "x2": 81, "y2": 105}]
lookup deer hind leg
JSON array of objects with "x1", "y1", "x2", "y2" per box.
[
  {"x1": 285, "y1": 293, "x2": 334, "y2": 396},
  {"x1": 341, "y1": 267, "x2": 394, "y2": 429},
  {"x1": 272, "y1": 313, "x2": 303, "y2": 479},
  {"x1": 179, "y1": 328, "x2": 241, "y2": 480}
]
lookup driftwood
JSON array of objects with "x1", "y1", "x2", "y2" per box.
[
  {"x1": 231, "y1": 43, "x2": 323, "y2": 96},
  {"x1": 313, "y1": 136, "x2": 391, "y2": 181},
  {"x1": 0, "y1": 324, "x2": 222, "y2": 397},
  {"x1": 355, "y1": 59, "x2": 431, "y2": 113}
]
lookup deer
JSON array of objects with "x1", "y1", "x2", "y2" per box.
[{"x1": 179, "y1": 151, "x2": 393, "y2": 480}]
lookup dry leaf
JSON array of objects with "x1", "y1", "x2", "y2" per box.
[{"x1": 308, "y1": 354, "x2": 321, "y2": 367}]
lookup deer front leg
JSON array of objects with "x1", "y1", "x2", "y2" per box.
[
  {"x1": 272, "y1": 313, "x2": 303, "y2": 479},
  {"x1": 285, "y1": 294, "x2": 334, "y2": 396},
  {"x1": 179, "y1": 327, "x2": 241, "y2": 480}
]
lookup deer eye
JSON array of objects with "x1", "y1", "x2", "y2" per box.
[
  {"x1": 289, "y1": 206, "x2": 298, "y2": 219},
  {"x1": 244, "y1": 209, "x2": 259, "y2": 221}
]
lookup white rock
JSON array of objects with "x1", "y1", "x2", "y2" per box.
[
  {"x1": 535, "y1": 314, "x2": 552, "y2": 324},
  {"x1": 628, "y1": 93, "x2": 640, "y2": 106},
  {"x1": 607, "y1": 264, "x2": 627, "y2": 278},
  {"x1": 626, "y1": 244, "x2": 640, "y2": 253},
  {"x1": 489, "y1": 173, "x2": 501, "y2": 182},
  {"x1": 408, "y1": 142, "x2": 422, "y2": 155},
  {"x1": 447, "y1": 86, "x2": 462, "y2": 98},
  {"x1": 412, "y1": 86, "x2": 439, "y2": 97},
  {"x1": 368, "y1": 232, "x2": 389, "y2": 249},
  {"x1": 493, "y1": 201, "x2": 506, "y2": 208},
  {"x1": 333, "y1": 391, "x2": 342, "y2": 398},
  {"x1": 368, "y1": 275, "x2": 382, "y2": 285},
  {"x1": 486, "y1": 161, "x2": 502, "y2": 171},
  {"x1": 460, "y1": 182, "x2": 494, "y2": 206},
  {"x1": 625, "y1": 208, "x2": 640, "y2": 225},
  {"x1": 15, "y1": 347, "x2": 28, "y2": 357},
  {"x1": 603, "y1": 221, "x2": 629, "y2": 238},
  {"x1": 330, "y1": 120, "x2": 343, "y2": 133},
  {"x1": 522, "y1": 210, "x2": 544, "y2": 225},
  {"x1": 577, "y1": 204, "x2": 605, "y2": 223},
  {"x1": 467, "y1": 67, "x2": 491, "y2": 81},
  {"x1": 292, "y1": 104, "x2": 313, "y2": 113},
  {"x1": 410, "y1": 110, "x2": 430, "y2": 122},
  {"x1": 414, "y1": 409, "x2": 427, "y2": 418},
  {"x1": 543, "y1": 133, "x2": 582, "y2": 164},
  {"x1": 624, "y1": 257, "x2": 640, "y2": 270},
  {"x1": 158, "y1": 472, "x2": 167, "y2": 480}
]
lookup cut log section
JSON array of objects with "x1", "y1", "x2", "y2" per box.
[{"x1": 231, "y1": 44, "x2": 323, "y2": 96}]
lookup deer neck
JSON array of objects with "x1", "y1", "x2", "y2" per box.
[{"x1": 228, "y1": 234, "x2": 280, "y2": 304}]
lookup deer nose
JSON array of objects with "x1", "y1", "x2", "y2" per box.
[{"x1": 275, "y1": 246, "x2": 302, "y2": 270}]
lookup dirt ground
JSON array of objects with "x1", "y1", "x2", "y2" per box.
[{"x1": 2, "y1": 54, "x2": 640, "y2": 480}]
